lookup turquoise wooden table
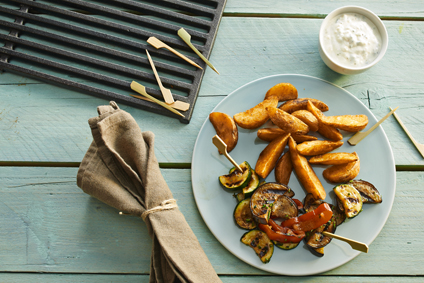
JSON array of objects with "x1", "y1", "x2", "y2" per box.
[{"x1": 1, "y1": 1, "x2": 424, "y2": 282}]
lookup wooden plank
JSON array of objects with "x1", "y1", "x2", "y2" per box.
[
  {"x1": 0, "y1": 274, "x2": 422, "y2": 283},
  {"x1": 0, "y1": 167, "x2": 423, "y2": 275},
  {"x1": 223, "y1": 0, "x2": 424, "y2": 18},
  {"x1": 1, "y1": 18, "x2": 424, "y2": 165}
]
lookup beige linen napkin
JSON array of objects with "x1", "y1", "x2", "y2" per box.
[{"x1": 77, "y1": 101, "x2": 221, "y2": 283}]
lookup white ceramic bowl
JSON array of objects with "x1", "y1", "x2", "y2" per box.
[{"x1": 318, "y1": 6, "x2": 388, "y2": 75}]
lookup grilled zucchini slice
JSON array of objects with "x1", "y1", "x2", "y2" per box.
[
  {"x1": 273, "y1": 241, "x2": 299, "y2": 250},
  {"x1": 333, "y1": 184, "x2": 363, "y2": 218},
  {"x1": 234, "y1": 198, "x2": 257, "y2": 230},
  {"x1": 230, "y1": 168, "x2": 260, "y2": 197},
  {"x1": 219, "y1": 161, "x2": 252, "y2": 190},
  {"x1": 240, "y1": 230, "x2": 274, "y2": 263}
]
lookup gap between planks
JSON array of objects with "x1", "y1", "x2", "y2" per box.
[{"x1": 0, "y1": 161, "x2": 191, "y2": 169}]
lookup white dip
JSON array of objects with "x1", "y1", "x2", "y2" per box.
[{"x1": 323, "y1": 13, "x2": 382, "y2": 68}]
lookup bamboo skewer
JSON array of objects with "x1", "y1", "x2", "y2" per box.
[
  {"x1": 348, "y1": 107, "x2": 398, "y2": 145},
  {"x1": 323, "y1": 231, "x2": 369, "y2": 253},
  {"x1": 145, "y1": 50, "x2": 190, "y2": 111},
  {"x1": 178, "y1": 28, "x2": 220, "y2": 75},
  {"x1": 130, "y1": 81, "x2": 184, "y2": 117},
  {"x1": 147, "y1": 37, "x2": 202, "y2": 69},
  {"x1": 390, "y1": 107, "x2": 424, "y2": 158},
  {"x1": 212, "y1": 135, "x2": 242, "y2": 172}
]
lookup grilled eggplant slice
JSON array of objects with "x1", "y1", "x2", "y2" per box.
[
  {"x1": 234, "y1": 198, "x2": 257, "y2": 230},
  {"x1": 250, "y1": 182, "x2": 295, "y2": 224},
  {"x1": 333, "y1": 184, "x2": 363, "y2": 218},
  {"x1": 240, "y1": 230, "x2": 274, "y2": 263},
  {"x1": 331, "y1": 204, "x2": 346, "y2": 226},
  {"x1": 219, "y1": 161, "x2": 252, "y2": 190},
  {"x1": 303, "y1": 193, "x2": 323, "y2": 213},
  {"x1": 271, "y1": 195, "x2": 298, "y2": 220},
  {"x1": 310, "y1": 247, "x2": 324, "y2": 257},
  {"x1": 349, "y1": 180, "x2": 382, "y2": 203},
  {"x1": 305, "y1": 213, "x2": 337, "y2": 250}
]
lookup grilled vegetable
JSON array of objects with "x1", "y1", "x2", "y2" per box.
[
  {"x1": 250, "y1": 182, "x2": 295, "y2": 224},
  {"x1": 240, "y1": 230, "x2": 274, "y2": 263},
  {"x1": 234, "y1": 198, "x2": 257, "y2": 230},
  {"x1": 331, "y1": 204, "x2": 346, "y2": 226},
  {"x1": 281, "y1": 203, "x2": 333, "y2": 232},
  {"x1": 303, "y1": 193, "x2": 323, "y2": 212},
  {"x1": 333, "y1": 184, "x2": 363, "y2": 218},
  {"x1": 349, "y1": 180, "x2": 382, "y2": 203},
  {"x1": 234, "y1": 192, "x2": 245, "y2": 202},
  {"x1": 271, "y1": 195, "x2": 298, "y2": 220},
  {"x1": 219, "y1": 161, "x2": 252, "y2": 190},
  {"x1": 305, "y1": 210, "x2": 337, "y2": 250},
  {"x1": 310, "y1": 247, "x2": 324, "y2": 257},
  {"x1": 259, "y1": 222, "x2": 305, "y2": 243},
  {"x1": 273, "y1": 241, "x2": 299, "y2": 250},
  {"x1": 243, "y1": 170, "x2": 259, "y2": 197}
]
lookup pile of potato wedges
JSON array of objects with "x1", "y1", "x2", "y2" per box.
[{"x1": 209, "y1": 82, "x2": 368, "y2": 201}]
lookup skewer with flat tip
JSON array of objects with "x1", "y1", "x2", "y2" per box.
[
  {"x1": 212, "y1": 135, "x2": 242, "y2": 172},
  {"x1": 178, "y1": 28, "x2": 220, "y2": 75},
  {"x1": 147, "y1": 37, "x2": 202, "y2": 70}
]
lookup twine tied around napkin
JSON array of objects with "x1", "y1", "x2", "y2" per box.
[
  {"x1": 77, "y1": 102, "x2": 221, "y2": 283},
  {"x1": 141, "y1": 199, "x2": 177, "y2": 221}
]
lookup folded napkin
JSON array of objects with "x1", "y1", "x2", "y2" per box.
[{"x1": 77, "y1": 101, "x2": 221, "y2": 283}]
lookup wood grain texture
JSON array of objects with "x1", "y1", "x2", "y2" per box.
[
  {"x1": 1, "y1": 167, "x2": 423, "y2": 276},
  {"x1": 1, "y1": 18, "x2": 424, "y2": 165},
  {"x1": 223, "y1": 0, "x2": 424, "y2": 18},
  {"x1": 0, "y1": 274, "x2": 422, "y2": 282}
]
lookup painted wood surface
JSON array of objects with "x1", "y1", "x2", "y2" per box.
[
  {"x1": 1, "y1": 167, "x2": 423, "y2": 276},
  {"x1": 1, "y1": 18, "x2": 424, "y2": 166},
  {"x1": 223, "y1": 1, "x2": 424, "y2": 18},
  {"x1": 1, "y1": 274, "x2": 423, "y2": 283}
]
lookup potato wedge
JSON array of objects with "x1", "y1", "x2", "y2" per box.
[
  {"x1": 323, "y1": 152, "x2": 360, "y2": 183},
  {"x1": 257, "y1": 128, "x2": 317, "y2": 143},
  {"x1": 275, "y1": 151, "x2": 292, "y2": 185},
  {"x1": 209, "y1": 112, "x2": 238, "y2": 153},
  {"x1": 307, "y1": 101, "x2": 343, "y2": 141},
  {"x1": 296, "y1": 140, "x2": 343, "y2": 156},
  {"x1": 309, "y1": 152, "x2": 359, "y2": 165},
  {"x1": 255, "y1": 133, "x2": 290, "y2": 179},
  {"x1": 279, "y1": 98, "x2": 329, "y2": 114},
  {"x1": 267, "y1": 107, "x2": 309, "y2": 134},
  {"x1": 264, "y1": 82, "x2": 298, "y2": 102},
  {"x1": 321, "y1": 115, "x2": 368, "y2": 132},
  {"x1": 291, "y1": 110, "x2": 319, "y2": 132},
  {"x1": 288, "y1": 136, "x2": 326, "y2": 200},
  {"x1": 317, "y1": 122, "x2": 343, "y2": 141},
  {"x1": 306, "y1": 100, "x2": 368, "y2": 132},
  {"x1": 233, "y1": 97, "x2": 278, "y2": 129}
]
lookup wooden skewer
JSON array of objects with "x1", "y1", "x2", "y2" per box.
[
  {"x1": 390, "y1": 107, "x2": 424, "y2": 158},
  {"x1": 323, "y1": 231, "x2": 369, "y2": 253},
  {"x1": 145, "y1": 50, "x2": 190, "y2": 111},
  {"x1": 178, "y1": 28, "x2": 220, "y2": 75},
  {"x1": 212, "y1": 135, "x2": 242, "y2": 172},
  {"x1": 130, "y1": 81, "x2": 184, "y2": 117},
  {"x1": 348, "y1": 106, "x2": 398, "y2": 145},
  {"x1": 147, "y1": 36, "x2": 202, "y2": 69},
  {"x1": 146, "y1": 50, "x2": 174, "y2": 104}
]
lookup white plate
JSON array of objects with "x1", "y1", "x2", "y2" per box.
[{"x1": 191, "y1": 74, "x2": 395, "y2": 276}]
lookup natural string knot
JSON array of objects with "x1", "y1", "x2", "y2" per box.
[{"x1": 141, "y1": 199, "x2": 178, "y2": 221}]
